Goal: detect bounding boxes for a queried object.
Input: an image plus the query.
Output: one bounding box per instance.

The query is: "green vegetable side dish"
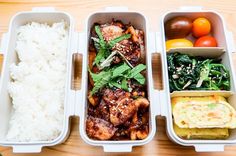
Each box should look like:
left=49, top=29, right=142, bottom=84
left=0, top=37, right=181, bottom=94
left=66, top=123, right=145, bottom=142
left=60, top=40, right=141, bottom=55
left=89, top=25, right=146, bottom=96
left=167, top=52, right=230, bottom=92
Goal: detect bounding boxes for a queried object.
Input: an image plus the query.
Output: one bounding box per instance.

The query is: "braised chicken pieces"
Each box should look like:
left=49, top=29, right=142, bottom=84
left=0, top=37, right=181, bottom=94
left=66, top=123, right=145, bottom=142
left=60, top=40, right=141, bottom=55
left=87, top=20, right=149, bottom=140
left=86, top=117, right=117, bottom=140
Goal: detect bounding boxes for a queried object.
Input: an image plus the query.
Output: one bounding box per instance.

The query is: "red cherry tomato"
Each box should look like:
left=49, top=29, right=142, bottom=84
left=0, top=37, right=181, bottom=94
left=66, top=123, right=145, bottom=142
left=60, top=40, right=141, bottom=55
left=194, top=36, right=217, bottom=47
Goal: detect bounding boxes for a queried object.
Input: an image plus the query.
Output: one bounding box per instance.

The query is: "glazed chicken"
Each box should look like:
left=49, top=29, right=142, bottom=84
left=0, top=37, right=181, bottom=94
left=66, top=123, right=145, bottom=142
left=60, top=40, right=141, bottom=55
left=101, top=25, right=123, bottom=41
left=90, top=20, right=144, bottom=66
left=86, top=20, right=149, bottom=140
left=86, top=116, right=117, bottom=140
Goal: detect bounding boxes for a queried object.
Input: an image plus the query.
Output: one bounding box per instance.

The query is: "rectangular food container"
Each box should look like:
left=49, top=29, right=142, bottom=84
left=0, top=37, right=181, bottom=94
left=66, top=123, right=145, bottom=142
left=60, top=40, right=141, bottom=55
left=0, top=7, right=159, bottom=153
left=0, top=7, right=80, bottom=153
left=78, top=6, right=159, bottom=152
left=159, top=6, right=236, bottom=152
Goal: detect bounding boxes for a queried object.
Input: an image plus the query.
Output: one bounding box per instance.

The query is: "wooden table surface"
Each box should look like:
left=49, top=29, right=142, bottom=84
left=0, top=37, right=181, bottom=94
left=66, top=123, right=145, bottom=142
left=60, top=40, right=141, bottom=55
left=0, top=0, right=236, bottom=155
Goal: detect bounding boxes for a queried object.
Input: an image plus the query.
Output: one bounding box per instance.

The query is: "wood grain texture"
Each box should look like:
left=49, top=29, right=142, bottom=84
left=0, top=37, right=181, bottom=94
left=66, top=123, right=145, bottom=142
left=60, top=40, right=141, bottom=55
left=0, top=0, right=236, bottom=155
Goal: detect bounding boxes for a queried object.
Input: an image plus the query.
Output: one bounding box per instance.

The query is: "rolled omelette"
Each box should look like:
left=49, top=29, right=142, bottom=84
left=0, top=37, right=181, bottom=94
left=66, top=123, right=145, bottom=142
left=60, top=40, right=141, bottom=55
left=172, top=95, right=236, bottom=129
left=173, top=123, right=229, bottom=139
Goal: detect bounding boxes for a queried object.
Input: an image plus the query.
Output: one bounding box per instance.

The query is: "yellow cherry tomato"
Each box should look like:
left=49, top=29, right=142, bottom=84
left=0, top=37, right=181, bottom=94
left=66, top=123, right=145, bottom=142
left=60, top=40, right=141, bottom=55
left=165, top=38, right=193, bottom=51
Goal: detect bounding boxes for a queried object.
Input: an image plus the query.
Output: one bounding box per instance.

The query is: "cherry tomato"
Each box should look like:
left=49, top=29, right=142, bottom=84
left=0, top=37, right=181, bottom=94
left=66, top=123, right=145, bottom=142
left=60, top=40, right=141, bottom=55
left=166, top=38, right=193, bottom=51
left=165, top=16, right=192, bottom=39
left=194, top=36, right=217, bottom=47
left=192, top=17, right=211, bottom=37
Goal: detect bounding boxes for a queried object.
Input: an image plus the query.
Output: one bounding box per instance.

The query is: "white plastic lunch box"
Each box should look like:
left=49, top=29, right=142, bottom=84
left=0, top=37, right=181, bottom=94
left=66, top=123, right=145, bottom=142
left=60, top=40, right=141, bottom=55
left=0, top=7, right=158, bottom=153
left=0, top=6, right=236, bottom=153
left=159, top=6, right=236, bottom=152
left=78, top=6, right=159, bottom=153
left=0, top=7, right=76, bottom=153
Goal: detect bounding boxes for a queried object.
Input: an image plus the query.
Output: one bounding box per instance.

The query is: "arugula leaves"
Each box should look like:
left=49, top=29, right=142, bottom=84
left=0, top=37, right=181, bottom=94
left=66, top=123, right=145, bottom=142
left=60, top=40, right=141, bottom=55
left=95, top=25, right=106, bottom=46
left=133, top=73, right=146, bottom=85
left=112, top=63, right=130, bottom=78
left=121, top=78, right=128, bottom=91
left=94, top=26, right=107, bottom=66
left=91, top=72, right=111, bottom=95
left=93, top=25, right=131, bottom=67
left=89, top=62, right=146, bottom=95
left=128, top=64, right=146, bottom=78
left=88, top=68, right=108, bottom=82
left=107, top=34, right=131, bottom=49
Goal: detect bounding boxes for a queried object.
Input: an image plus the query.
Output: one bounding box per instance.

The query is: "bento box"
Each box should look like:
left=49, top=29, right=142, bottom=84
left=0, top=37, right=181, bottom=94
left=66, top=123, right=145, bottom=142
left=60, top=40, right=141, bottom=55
left=0, top=6, right=236, bottom=153
left=159, top=6, right=236, bottom=152
left=0, top=7, right=158, bottom=153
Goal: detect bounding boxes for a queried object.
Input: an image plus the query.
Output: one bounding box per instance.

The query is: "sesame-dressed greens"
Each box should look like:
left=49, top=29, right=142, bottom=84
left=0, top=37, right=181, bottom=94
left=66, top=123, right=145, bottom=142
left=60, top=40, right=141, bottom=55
left=167, top=52, right=230, bottom=92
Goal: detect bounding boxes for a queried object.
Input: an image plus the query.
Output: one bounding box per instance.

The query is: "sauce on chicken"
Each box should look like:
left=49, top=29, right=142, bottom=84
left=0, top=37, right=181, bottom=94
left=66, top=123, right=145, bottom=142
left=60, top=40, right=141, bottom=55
left=86, top=20, right=149, bottom=140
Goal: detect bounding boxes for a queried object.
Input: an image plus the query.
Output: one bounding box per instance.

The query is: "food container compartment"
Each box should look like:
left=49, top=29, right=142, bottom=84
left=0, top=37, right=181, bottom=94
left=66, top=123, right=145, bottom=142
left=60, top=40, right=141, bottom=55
left=160, top=7, right=236, bottom=152
left=163, top=6, right=227, bottom=50
left=0, top=7, right=79, bottom=153
left=78, top=7, right=159, bottom=152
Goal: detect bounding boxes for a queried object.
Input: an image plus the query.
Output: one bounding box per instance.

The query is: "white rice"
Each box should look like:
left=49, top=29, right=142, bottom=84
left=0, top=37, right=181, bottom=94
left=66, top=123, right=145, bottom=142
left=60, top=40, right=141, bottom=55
left=7, top=21, right=68, bottom=141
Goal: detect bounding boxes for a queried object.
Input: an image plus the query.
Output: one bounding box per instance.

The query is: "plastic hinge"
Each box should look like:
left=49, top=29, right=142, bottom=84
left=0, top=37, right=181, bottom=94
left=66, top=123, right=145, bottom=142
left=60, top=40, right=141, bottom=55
left=155, top=31, right=169, bottom=117
left=103, top=145, right=132, bottom=152
left=0, top=33, right=9, bottom=55
left=13, top=145, right=42, bottom=153
left=105, top=6, right=128, bottom=12
left=155, top=32, right=163, bottom=53
left=226, top=31, right=236, bottom=53
left=73, top=32, right=86, bottom=117
left=148, top=32, right=160, bottom=116
left=179, top=6, right=203, bottom=12
left=148, top=32, right=156, bottom=52
left=66, top=31, right=78, bottom=117
left=159, top=90, right=168, bottom=117
left=194, top=144, right=225, bottom=152
left=32, top=7, right=55, bottom=12
left=67, top=90, right=76, bottom=117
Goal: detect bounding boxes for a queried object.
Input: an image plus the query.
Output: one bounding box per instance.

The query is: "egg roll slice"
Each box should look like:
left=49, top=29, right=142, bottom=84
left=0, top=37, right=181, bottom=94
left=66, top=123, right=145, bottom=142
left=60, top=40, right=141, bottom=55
left=173, top=124, right=229, bottom=139
left=172, top=95, right=236, bottom=129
